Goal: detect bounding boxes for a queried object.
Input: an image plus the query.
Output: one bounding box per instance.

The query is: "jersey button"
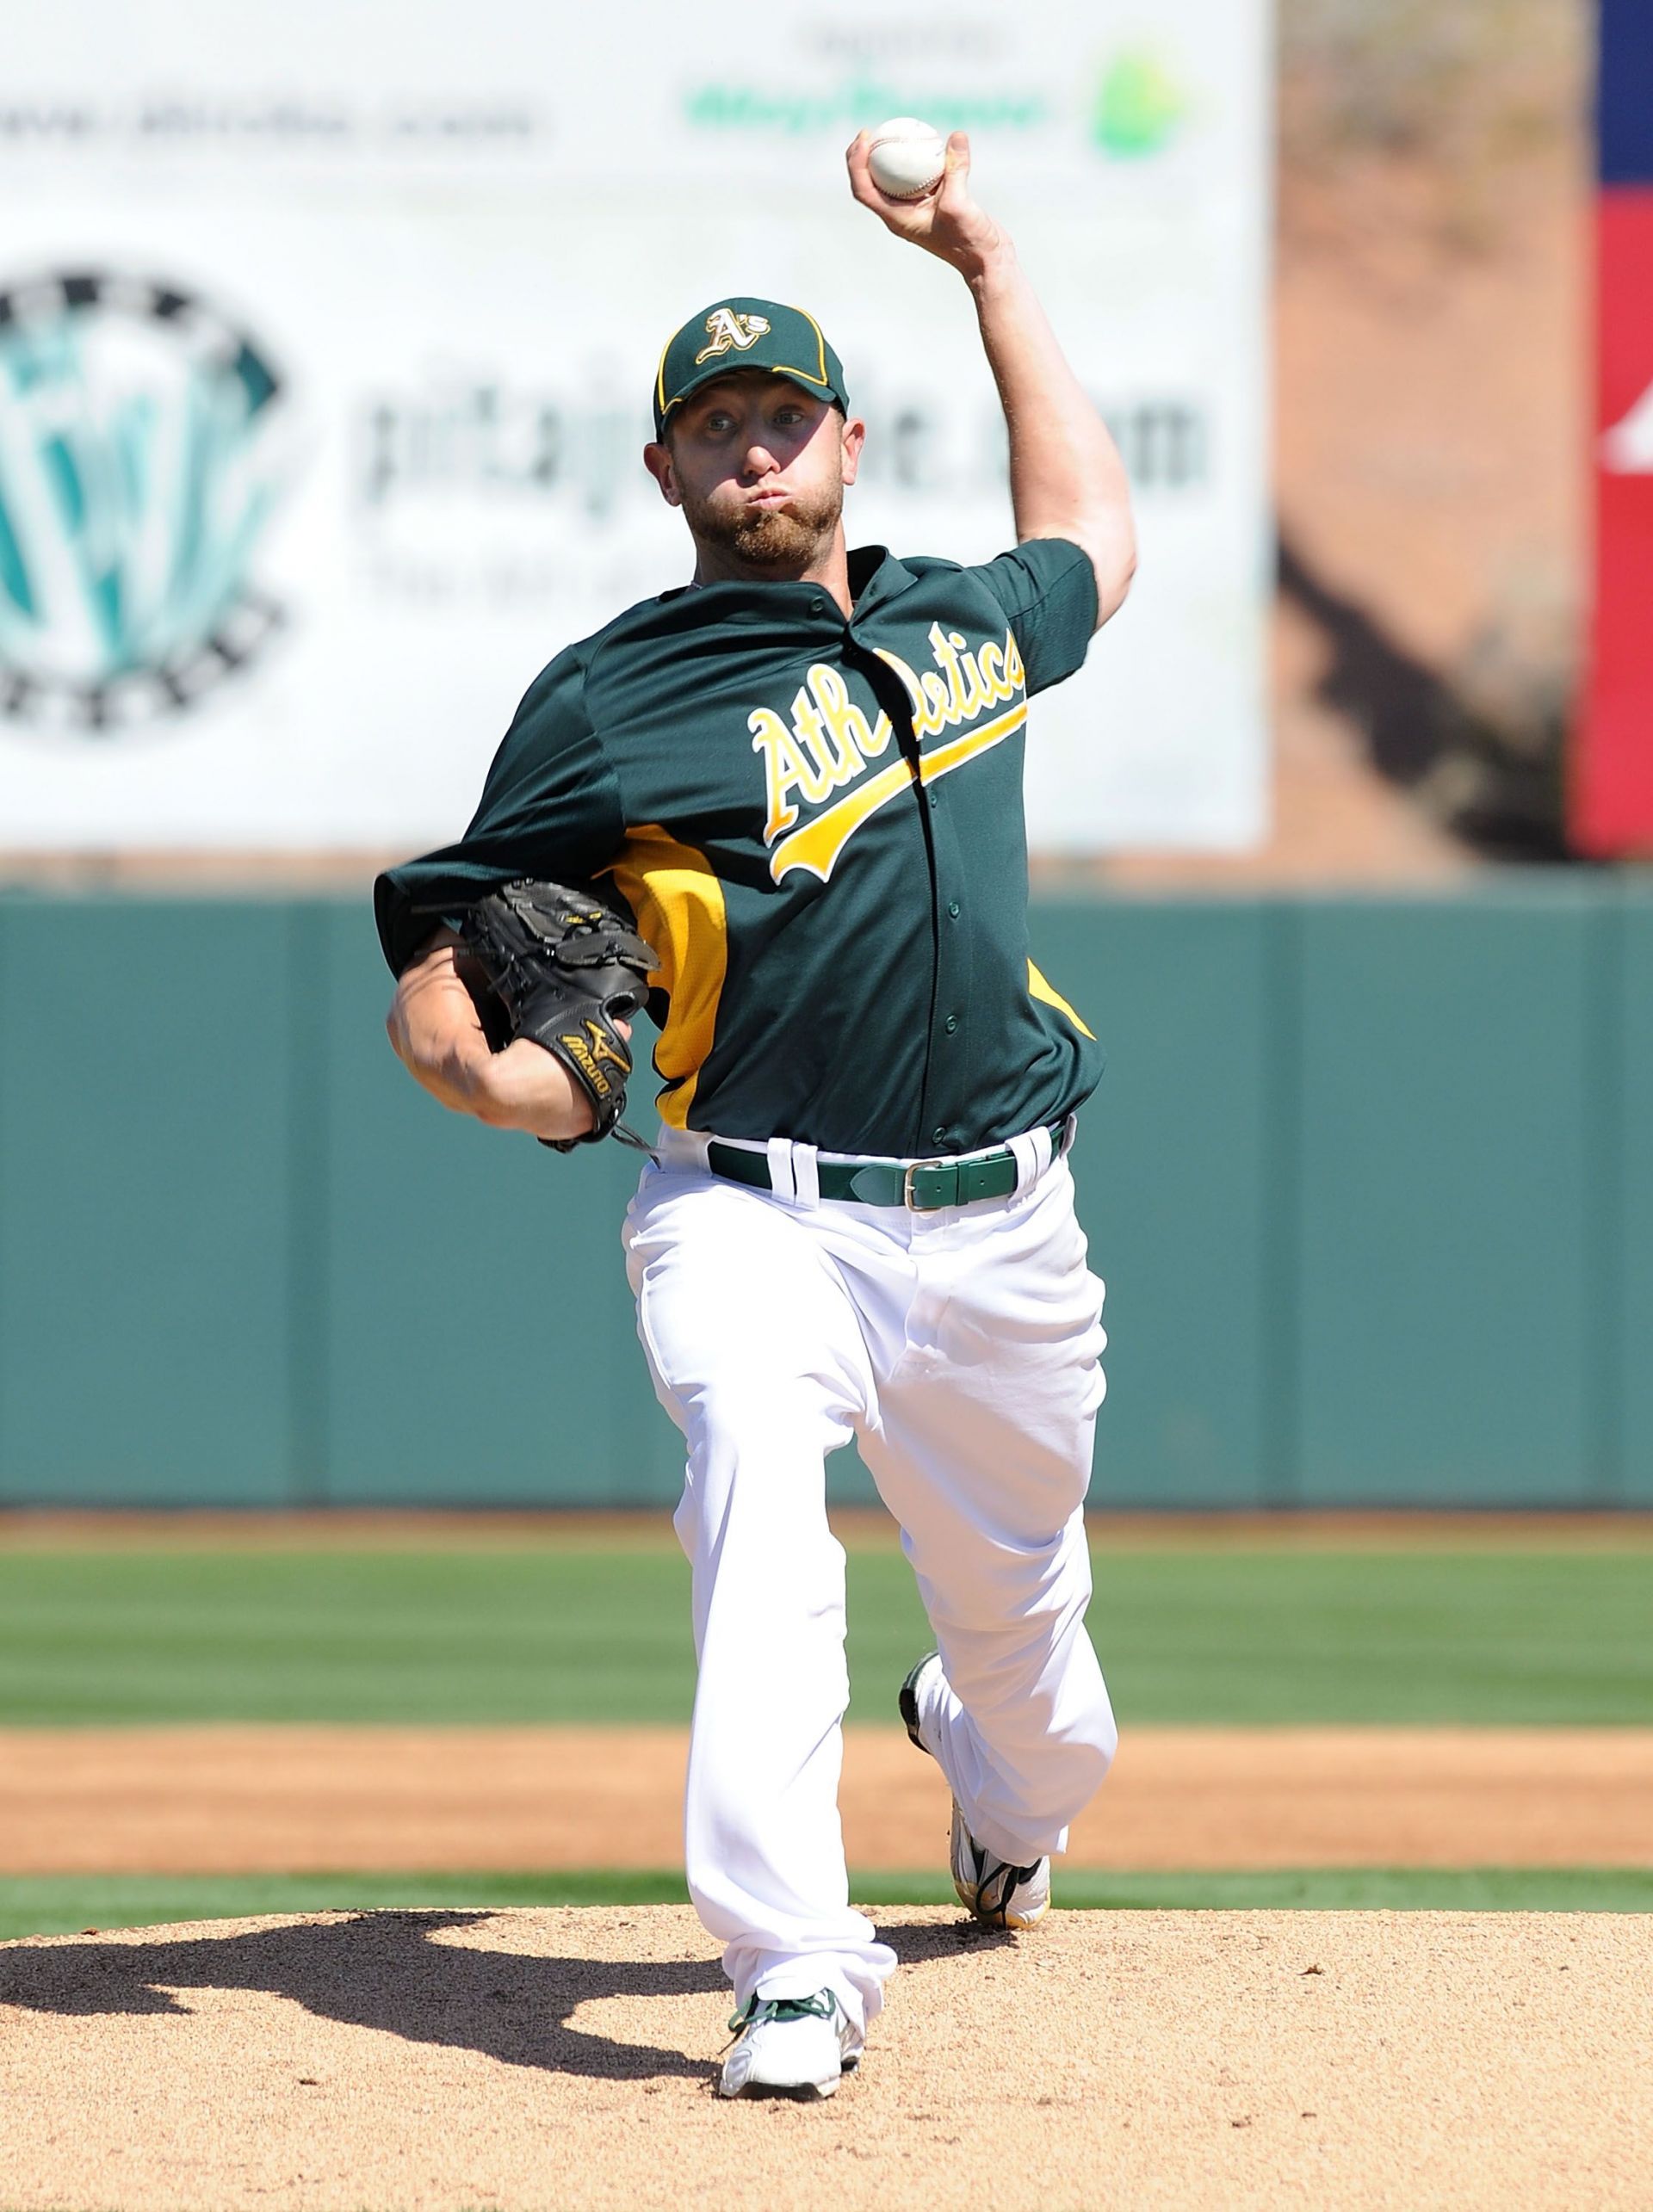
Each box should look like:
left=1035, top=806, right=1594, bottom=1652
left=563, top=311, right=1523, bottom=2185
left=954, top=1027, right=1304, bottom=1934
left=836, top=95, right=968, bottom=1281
left=808, top=596, right=825, bottom=615
left=932, top=1125, right=948, bottom=1146
left=947, top=901, right=961, bottom=919
left=944, top=1015, right=958, bottom=1034
left=927, top=790, right=939, bottom=810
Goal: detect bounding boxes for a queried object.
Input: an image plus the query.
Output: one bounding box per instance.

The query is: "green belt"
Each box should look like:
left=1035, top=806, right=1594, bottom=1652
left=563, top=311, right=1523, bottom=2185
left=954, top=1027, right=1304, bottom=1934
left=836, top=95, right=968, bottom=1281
left=703, top=1125, right=1065, bottom=1212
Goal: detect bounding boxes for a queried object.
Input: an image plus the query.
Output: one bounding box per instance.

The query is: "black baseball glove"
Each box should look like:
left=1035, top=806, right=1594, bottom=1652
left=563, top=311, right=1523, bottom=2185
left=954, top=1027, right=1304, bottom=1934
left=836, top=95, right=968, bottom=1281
left=458, top=880, right=659, bottom=1152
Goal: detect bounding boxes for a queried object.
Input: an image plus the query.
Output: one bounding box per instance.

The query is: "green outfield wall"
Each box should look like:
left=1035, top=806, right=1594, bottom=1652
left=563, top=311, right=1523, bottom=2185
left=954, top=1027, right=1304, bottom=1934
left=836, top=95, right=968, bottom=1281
left=0, top=881, right=1647, bottom=1510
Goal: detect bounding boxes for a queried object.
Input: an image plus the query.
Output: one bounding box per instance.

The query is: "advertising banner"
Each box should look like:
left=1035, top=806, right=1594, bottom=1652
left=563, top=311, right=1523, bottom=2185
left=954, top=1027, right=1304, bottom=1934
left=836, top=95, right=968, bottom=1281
left=0, top=2, right=1272, bottom=853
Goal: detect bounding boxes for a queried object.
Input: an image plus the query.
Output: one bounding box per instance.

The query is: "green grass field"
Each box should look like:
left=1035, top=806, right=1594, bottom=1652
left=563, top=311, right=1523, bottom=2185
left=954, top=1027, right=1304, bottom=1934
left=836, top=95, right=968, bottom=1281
left=3, top=1868, right=1650, bottom=1943
left=1, top=1544, right=1648, bottom=1727
left=2, top=1540, right=1645, bottom=1940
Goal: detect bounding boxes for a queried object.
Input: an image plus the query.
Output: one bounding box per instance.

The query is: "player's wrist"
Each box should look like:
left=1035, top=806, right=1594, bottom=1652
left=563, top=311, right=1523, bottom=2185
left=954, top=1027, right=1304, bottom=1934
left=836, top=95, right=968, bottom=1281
left=451, top=1034, right=520, bottom=1121
left=471, top=1036, right=596, bottom=1140
left=962, top=232, right=1018, bottom=299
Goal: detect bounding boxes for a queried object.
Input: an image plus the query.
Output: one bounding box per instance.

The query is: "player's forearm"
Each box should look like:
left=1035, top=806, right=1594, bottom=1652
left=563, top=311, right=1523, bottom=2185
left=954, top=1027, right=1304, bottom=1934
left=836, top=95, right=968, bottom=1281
left=386, top=939, right=597, bottom=1141
left=846, top=127, right=1134, bottom=625
left=967, top=244, right=1136, bottom=623
left=385, top=940, right=497, bottom=1115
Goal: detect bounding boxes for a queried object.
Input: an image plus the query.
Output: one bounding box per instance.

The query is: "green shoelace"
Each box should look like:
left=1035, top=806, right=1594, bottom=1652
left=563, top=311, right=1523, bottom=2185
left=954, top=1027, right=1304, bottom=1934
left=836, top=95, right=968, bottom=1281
left=727, top=1991, right=839, bottom=2036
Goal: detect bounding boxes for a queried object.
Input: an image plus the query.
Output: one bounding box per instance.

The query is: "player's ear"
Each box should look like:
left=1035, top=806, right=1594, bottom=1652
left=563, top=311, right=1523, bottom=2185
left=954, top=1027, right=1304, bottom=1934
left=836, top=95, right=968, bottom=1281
left=839, top=414, right=866, bottom=489
left=643, top=441, right=683, bottom=509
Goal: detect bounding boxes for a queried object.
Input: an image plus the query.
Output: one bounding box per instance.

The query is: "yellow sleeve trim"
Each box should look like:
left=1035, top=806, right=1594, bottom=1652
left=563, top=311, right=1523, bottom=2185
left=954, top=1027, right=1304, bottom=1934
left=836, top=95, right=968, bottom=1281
left=601, top=825, right=729, bottom=1130
left=1028, top=959, right=1096, bottom=1040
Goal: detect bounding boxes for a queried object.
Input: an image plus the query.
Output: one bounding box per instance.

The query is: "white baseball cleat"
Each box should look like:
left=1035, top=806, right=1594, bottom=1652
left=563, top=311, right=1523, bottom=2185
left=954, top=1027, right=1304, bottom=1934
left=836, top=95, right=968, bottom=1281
left=947, top=1803, right=1051, bottom=1927
left=900, top=1650, right=1052, bottom=1931
left=718, top=1990, right=864, bottom=2099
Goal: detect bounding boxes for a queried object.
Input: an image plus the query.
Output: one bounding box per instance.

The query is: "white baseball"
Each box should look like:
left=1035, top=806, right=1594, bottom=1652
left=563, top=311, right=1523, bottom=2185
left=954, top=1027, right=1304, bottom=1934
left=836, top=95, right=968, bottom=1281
left=866, top=117, right=947, bottom=201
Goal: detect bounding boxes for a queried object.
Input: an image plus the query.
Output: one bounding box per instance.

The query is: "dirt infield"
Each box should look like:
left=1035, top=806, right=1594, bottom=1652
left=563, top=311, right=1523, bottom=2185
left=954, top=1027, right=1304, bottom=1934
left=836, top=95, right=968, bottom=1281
left=2, top=1905, right=1649, bottom=2211
left=4, top=1506, right=1652, bottom=1549
left=5, top=1725, right=1650, bottom=1875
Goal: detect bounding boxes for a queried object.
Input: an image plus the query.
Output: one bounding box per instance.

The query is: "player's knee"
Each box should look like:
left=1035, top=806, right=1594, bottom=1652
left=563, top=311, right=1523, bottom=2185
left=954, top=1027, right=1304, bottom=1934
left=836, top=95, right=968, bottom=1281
left=678, top=1380, right=849, bottom=1505
left=671, top=1387, right=842, bottom=1562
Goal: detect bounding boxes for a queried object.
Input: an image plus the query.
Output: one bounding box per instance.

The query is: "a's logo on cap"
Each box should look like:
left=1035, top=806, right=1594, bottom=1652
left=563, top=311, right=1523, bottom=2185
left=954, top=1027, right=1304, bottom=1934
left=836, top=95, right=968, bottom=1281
left=693, top=307, right=771, bottom=365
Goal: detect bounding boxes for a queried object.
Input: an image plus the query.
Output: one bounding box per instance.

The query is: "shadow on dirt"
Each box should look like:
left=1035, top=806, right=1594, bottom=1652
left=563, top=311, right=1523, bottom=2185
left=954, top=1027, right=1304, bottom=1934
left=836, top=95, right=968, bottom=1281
left=875, top=1912, right=1020, bottom=1967
left=0, top=1910, right=724, bottom=2082
left=0, top=1907, right=1018, bottom=2083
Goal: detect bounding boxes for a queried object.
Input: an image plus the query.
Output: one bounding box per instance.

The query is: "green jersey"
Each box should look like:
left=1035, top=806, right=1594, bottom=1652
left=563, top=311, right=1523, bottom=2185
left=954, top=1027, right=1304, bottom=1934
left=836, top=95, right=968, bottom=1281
left=375, top=535, right=1104, bottom=1157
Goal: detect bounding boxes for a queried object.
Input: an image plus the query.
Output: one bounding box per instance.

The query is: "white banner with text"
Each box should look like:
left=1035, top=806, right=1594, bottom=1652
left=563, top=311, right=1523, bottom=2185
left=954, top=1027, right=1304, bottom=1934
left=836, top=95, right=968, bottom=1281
left=0, top=0, right=1272, bottom=851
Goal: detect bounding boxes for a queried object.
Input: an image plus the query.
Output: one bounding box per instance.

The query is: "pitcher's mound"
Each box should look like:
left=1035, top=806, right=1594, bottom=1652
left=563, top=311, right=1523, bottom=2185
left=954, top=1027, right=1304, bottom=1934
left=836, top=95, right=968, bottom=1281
left=1, top=1905, right=1648, bottom=2210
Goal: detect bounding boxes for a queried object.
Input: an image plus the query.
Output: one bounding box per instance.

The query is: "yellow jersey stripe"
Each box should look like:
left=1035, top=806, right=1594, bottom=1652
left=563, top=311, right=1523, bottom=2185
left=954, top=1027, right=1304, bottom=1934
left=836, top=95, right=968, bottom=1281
left=1028, top=958, right=1096, bottom=1040
left=602, top=825, right=729, bottom=1129
left=769, top=701, right=1027, bottom=885
left=769, top=758, right=915, bottom=883
left=918, top=701, right=1027, bottom=784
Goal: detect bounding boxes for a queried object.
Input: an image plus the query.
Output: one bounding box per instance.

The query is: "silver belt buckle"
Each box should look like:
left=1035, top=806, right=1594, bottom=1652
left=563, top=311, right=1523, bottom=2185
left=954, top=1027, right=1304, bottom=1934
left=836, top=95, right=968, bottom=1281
left=901, top=1156, right=949, bottom=1210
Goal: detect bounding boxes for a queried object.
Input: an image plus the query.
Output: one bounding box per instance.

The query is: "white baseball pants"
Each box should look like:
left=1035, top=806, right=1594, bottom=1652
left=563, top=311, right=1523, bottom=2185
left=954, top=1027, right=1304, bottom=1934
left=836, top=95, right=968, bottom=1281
left=622, top=1124, right=1116, bottom=2033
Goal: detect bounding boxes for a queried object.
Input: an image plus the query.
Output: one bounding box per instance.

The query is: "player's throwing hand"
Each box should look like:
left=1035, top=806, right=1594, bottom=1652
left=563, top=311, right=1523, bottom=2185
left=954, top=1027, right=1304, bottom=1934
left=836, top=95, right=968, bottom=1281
left=845, top=128, right=1004, bottom=274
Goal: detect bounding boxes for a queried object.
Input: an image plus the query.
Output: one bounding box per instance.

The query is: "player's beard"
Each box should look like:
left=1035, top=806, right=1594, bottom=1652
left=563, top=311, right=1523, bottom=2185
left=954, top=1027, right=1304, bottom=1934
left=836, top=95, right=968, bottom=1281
left=684, top=476, right=845, bottom=573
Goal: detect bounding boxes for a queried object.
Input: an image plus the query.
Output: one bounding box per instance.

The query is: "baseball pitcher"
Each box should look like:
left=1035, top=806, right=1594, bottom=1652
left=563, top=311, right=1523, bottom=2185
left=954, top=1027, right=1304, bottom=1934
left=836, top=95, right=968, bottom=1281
left=377, top=130, right=1136, bottom=2099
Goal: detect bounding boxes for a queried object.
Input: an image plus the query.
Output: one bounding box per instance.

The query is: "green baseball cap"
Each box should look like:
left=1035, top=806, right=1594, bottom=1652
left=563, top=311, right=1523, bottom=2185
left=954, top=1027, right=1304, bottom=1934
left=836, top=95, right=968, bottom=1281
left=653, top=297, right=849, bottom=438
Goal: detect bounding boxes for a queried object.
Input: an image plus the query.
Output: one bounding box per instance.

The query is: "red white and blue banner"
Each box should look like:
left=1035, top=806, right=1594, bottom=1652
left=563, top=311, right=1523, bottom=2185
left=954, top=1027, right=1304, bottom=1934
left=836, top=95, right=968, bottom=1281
left=1579, top=0, right=1653, bottom=853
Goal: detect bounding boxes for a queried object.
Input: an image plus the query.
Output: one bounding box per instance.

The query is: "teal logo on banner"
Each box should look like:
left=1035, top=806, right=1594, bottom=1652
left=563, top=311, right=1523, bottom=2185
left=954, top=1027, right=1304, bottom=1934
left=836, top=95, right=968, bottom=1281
left=0, top=270, right=289, bottom=734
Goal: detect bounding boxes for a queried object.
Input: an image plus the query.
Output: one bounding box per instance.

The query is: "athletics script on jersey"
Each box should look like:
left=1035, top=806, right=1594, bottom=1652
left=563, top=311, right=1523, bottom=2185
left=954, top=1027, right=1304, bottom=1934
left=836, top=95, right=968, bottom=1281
left=750, top=621, right=1026, bottom=885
